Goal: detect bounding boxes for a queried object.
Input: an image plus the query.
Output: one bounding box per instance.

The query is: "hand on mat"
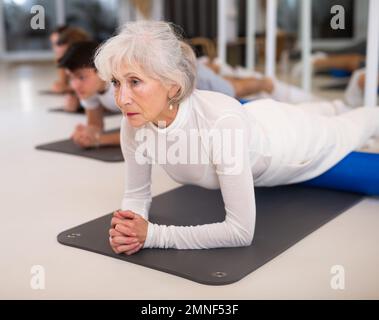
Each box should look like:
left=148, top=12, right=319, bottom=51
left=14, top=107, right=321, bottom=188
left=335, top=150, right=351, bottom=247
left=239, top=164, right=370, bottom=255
left=109, top=210, right=148, bottom=256
left=71, top=124, right=101, bottom=148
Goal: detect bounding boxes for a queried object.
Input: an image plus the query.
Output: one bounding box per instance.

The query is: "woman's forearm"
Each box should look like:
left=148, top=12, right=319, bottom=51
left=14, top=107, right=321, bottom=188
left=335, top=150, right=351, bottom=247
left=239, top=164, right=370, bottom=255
left=144, top=217, right=255, bottom=250
left=99, top=132, right=120, bottom=146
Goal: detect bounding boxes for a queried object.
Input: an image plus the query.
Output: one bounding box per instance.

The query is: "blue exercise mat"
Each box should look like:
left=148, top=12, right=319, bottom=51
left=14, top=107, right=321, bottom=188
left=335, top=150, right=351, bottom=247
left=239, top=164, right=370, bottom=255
left=303, top=152, right=379, bottom=196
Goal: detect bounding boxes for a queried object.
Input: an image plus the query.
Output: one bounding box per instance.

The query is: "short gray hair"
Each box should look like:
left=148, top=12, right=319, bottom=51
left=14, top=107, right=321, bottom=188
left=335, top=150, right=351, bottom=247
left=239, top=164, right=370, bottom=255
left=94, top=21, right=197, bottom=105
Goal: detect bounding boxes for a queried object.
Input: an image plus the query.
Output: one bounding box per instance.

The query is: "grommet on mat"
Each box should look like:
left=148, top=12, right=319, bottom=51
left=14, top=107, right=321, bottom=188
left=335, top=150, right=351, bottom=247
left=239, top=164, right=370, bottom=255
left=212, top=272, right=228, bottom=278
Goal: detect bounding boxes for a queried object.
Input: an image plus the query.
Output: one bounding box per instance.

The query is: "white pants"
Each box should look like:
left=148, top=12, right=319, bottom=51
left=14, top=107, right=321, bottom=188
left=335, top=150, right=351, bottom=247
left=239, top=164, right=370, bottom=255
left=247, top=99, right=379, bottom=186
left=211, top=60, right=322, bottom=104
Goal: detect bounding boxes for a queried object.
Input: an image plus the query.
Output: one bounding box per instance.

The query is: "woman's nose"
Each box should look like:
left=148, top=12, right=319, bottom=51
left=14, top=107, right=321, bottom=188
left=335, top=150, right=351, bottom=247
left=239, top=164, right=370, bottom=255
left=118, top=85, right=133, bottom=106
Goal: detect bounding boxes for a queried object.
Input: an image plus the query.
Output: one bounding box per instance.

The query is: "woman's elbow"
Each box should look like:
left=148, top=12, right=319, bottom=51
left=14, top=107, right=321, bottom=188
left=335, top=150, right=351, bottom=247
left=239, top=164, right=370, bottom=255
left=226, top=221, right=255, bottom=247
left=239, top=232, right=254, bottom=247
left=232, top=227, right=255, bottom=247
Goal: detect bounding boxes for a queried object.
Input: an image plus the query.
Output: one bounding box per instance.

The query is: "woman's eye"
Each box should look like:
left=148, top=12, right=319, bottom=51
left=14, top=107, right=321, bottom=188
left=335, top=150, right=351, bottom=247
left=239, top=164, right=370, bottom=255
left=131, top=79, right=140, bottom=86
left=111, top=79, right=120, bottom=87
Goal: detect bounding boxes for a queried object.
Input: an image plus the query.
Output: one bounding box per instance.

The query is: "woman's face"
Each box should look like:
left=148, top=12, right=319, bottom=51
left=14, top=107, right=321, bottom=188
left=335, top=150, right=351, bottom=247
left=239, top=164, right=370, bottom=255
left=50, top=32, right=68, bottom=59
left=111, top=63, right=179, bottom=128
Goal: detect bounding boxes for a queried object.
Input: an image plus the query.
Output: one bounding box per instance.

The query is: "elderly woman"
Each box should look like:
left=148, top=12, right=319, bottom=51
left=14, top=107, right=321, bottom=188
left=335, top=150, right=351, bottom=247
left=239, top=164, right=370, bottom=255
left=94, top=21, right=379, bottom=256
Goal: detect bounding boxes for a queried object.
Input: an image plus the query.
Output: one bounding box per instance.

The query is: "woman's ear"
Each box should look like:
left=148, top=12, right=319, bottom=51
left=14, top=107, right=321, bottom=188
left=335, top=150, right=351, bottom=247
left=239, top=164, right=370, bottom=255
left=168, top=84, right=181, bottom=100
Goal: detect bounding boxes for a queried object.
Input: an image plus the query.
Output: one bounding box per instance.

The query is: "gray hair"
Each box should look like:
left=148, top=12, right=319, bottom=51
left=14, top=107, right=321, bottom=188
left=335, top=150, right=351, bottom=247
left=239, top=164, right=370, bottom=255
left=94, top=21, right=197, bottom=105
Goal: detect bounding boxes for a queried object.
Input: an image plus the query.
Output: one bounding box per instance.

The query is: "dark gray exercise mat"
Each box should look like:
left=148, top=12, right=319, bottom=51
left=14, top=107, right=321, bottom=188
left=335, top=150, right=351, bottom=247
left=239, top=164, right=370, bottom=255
left=36, top=129, right=123, bottom=162
left=49, top=106, right=85, bottom=114
left=49, top=107, right=119, bottom=117
left=58, top=185, right=363, bottom=285
left=39, top=90, right=70, bottom=95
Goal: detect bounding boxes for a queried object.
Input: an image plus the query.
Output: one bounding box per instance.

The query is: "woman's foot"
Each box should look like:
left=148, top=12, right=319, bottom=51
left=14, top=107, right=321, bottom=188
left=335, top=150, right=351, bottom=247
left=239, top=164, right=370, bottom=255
left=291, top=52, right=328, bottom=79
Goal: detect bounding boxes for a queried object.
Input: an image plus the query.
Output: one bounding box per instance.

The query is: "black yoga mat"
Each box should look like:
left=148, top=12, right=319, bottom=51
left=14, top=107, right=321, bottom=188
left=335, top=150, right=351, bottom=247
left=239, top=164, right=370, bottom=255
left=49, top=107, right=120, bottom=117
left=36, top=129, right=123, bottom=162
left=49, top=106, right=85, bottom=114
left=58, top=185, right=363, bottom=285
left=39, top=90, right=71, bottom=95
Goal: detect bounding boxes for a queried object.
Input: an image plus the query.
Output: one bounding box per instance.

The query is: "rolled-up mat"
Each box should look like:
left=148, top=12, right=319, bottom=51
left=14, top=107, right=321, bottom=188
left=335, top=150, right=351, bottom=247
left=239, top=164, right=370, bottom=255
left=58, top=185, right=362, bottom=285
left=303, top=151, right=379, bottom=196
left=36, top=129, right=123, bottom=162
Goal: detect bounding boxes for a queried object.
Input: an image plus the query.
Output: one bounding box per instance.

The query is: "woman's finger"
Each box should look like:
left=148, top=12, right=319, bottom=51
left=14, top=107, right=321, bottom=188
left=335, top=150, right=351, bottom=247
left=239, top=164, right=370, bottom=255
left=111, top=217, right=128, bottom=228
left=115, top=223, right=136, bottom=237
left=125, top=243, right=143, bottom=256
left=113, top=210, right=122, bottom=218
left=109, top=228, right=123, bottom=237
left=116, top=242, right=141, bottom=254
left=111, top=217, right=134, bottom=229
left=118, top=210, right=136, bottom=219
left=111, top=217, right=122, bottom=227
left=111, top=236, right=139, bottom=245
left=109, top=237, right=119, bottom=253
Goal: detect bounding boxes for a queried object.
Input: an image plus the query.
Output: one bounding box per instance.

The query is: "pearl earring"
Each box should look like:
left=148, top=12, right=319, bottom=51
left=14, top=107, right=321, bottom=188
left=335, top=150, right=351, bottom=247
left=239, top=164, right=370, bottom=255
left=169, top=104, right=174, bottom=111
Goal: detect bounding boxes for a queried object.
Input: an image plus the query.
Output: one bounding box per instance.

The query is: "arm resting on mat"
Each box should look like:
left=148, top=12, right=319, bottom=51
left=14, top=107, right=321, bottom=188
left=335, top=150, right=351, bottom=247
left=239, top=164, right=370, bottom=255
left=118, top=116, right=256, bottom=250
left=86, top=105, right=104, bottom=130
left=86, top=105, right=120, bottom=146
left=72, top=105, right=119, bottom=147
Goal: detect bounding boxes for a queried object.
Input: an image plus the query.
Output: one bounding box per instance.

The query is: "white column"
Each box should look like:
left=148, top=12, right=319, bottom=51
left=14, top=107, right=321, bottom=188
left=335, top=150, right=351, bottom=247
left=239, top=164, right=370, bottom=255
left=246, top=0, right=256, bottom=70
left=0, top=0, right=5, bottom=58
left=151, top=0, right=164, bottom=20
left=265, top=0, right=277, bottom=78
left=301, top=0, right=312, bottom=92
left=118, top=0, right=133, bottom=25
left=364, top=0, right=379, bottom=107
left=56, top=0, right=65, bottom=26
left=217, top=0, right=227, bottom=64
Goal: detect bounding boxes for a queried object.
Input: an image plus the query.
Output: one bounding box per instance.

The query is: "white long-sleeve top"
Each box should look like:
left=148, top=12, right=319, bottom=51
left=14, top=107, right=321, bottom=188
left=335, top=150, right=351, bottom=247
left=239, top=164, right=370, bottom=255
left=120, top=89, right=363, bottom=250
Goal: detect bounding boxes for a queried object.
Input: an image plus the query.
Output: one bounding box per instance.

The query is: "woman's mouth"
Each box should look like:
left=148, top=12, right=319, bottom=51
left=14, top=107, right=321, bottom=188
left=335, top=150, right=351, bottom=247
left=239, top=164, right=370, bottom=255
left=126, top=112, right=139, bottom=117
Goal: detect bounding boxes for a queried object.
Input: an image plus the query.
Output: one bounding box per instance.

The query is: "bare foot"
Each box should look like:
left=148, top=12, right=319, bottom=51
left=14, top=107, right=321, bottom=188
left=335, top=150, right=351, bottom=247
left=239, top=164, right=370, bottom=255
left=261, top=77, right=274, bottom=94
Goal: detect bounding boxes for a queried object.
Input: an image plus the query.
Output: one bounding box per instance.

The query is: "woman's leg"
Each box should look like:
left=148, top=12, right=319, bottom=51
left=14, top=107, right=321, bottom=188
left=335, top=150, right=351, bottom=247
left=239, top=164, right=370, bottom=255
left=336, top=107, right=379, bottom=145
left=225, top=76, right=273, bottom=98
left=291, top=99, right=352, bottom=117
left=314, top=54, right=366, bottom=72
left=270, top=80, right=321, bottom=104
left=288, top=106, right=379, bottom=184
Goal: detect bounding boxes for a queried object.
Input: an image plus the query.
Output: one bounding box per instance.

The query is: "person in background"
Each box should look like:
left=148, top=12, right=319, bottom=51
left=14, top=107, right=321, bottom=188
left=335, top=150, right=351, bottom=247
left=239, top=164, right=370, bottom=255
left=58, top=41, right=120, bottom=148
left=50, top=26, right=91, bottom=112
left=49, top=25, right=69, bottom=93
